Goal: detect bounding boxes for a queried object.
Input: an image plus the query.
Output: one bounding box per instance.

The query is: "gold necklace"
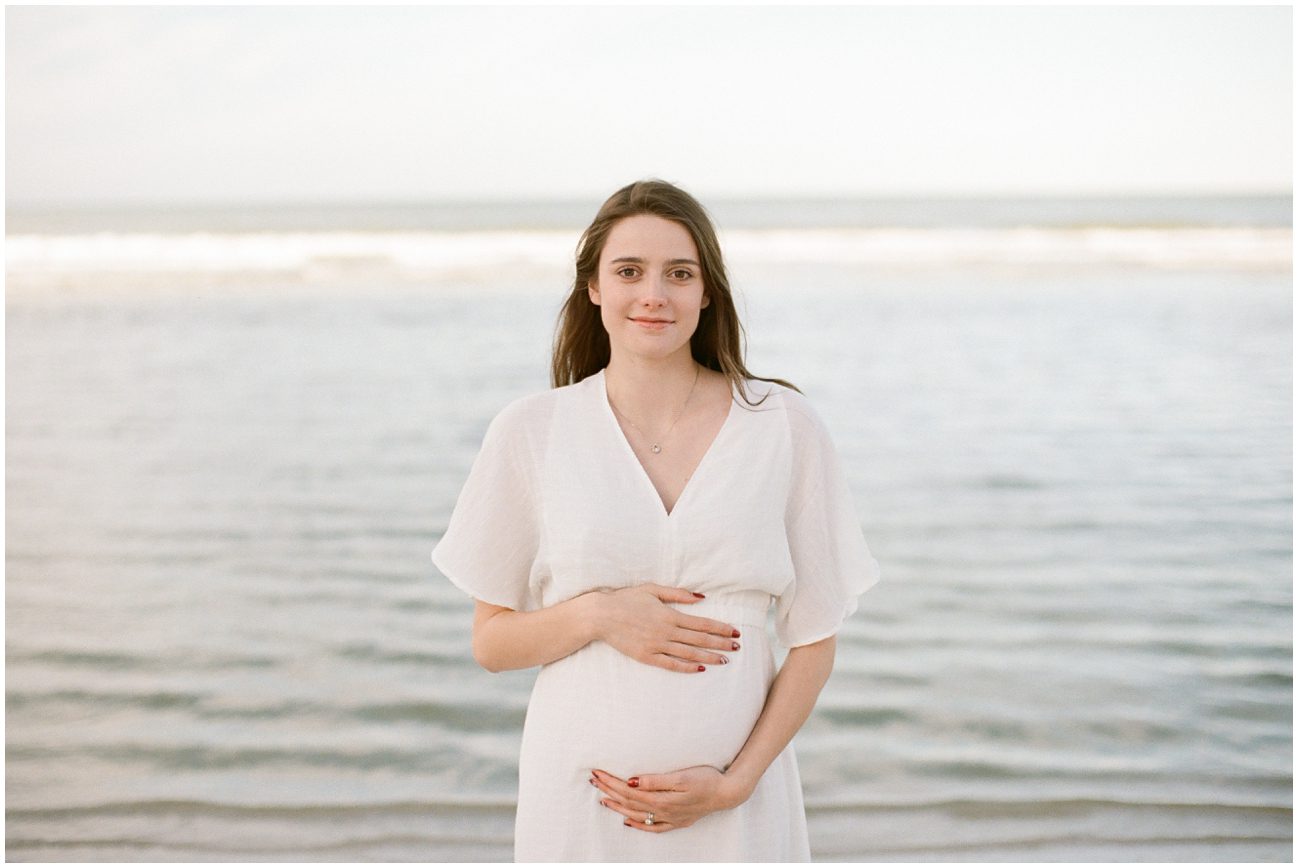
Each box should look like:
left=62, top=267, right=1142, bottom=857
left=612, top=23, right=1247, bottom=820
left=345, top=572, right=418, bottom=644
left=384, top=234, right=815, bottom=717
left=608, top=365, right=702, bottom=454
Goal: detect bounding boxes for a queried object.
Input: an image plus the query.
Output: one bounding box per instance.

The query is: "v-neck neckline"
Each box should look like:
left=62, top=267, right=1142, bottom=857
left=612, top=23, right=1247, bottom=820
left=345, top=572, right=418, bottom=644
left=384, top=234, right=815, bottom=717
left=595, top=367, right=740, bottom=521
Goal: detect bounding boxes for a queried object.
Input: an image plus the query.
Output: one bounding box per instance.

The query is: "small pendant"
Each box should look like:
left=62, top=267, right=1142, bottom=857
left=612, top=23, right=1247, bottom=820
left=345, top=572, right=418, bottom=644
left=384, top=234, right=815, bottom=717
left=651, top=444, right=661, bottom=454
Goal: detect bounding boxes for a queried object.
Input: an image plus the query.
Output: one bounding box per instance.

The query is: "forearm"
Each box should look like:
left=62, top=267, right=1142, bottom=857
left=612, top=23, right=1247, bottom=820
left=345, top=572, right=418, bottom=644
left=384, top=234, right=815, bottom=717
left=473, top=592, right=602, bottom=672
left=720, top=636, right=837, bottom=803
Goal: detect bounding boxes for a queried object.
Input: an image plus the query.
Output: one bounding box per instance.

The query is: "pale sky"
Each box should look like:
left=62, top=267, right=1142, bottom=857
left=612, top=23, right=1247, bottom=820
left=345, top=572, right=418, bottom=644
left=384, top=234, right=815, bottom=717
left=6, top=4, right=1292, bottom=206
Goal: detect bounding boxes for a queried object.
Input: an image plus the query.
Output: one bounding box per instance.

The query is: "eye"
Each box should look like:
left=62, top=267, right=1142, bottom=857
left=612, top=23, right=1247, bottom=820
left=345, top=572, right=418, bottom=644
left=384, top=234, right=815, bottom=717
left=671, top=269, right=694, bottom=280
left=616, top=266, right=638, bottom=278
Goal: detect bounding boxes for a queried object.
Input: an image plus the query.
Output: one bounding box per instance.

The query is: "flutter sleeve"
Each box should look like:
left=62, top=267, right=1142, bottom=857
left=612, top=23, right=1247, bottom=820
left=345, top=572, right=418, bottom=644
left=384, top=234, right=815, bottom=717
left=774, top=402, right=882, bottom=648
left=431, top=400, right=541, bottom=612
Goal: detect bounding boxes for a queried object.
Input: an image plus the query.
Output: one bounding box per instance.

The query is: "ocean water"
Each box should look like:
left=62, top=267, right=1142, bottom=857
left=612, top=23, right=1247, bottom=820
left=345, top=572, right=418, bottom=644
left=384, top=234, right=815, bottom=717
left=5, top=197, right=1292, bottom=861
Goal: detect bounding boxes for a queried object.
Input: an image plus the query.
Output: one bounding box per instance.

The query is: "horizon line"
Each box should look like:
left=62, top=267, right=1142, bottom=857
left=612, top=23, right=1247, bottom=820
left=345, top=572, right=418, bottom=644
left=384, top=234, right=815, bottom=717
left=6, top=188, right=1292, bottom=214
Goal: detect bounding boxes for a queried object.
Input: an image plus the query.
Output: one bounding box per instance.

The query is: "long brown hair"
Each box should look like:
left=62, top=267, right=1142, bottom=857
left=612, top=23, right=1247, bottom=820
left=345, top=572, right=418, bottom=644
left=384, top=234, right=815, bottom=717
left=549, top=178, right=800, bottom=407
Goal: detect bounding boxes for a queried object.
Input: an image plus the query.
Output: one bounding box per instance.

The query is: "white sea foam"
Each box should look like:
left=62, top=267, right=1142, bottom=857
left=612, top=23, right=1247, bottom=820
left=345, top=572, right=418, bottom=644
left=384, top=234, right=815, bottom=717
left=5, top=227, right=1290, bottom=277
left=3, top=230, right=576, bottom=276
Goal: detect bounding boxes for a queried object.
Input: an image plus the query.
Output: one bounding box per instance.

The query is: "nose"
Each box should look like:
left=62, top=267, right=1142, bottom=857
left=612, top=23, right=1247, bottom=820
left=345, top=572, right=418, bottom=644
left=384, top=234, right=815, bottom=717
left=638, top=273, right=670, bottom=306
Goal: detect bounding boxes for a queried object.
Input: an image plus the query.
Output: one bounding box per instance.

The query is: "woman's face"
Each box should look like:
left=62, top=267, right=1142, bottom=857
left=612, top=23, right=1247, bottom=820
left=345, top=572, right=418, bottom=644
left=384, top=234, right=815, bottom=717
left=588, top=213, right=710, bottom=364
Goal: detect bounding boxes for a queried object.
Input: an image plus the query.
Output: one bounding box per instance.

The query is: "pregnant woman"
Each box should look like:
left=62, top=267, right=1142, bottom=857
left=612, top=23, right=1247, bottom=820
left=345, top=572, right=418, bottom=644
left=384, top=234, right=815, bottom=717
left=431, top=179, right=881, bottom=861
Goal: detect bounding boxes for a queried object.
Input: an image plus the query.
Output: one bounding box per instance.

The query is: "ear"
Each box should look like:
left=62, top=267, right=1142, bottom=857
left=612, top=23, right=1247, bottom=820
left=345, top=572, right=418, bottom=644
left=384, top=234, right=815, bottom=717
left=700, top=293, right=710, bottom=309
left=588, top=280, right=600, bottom=305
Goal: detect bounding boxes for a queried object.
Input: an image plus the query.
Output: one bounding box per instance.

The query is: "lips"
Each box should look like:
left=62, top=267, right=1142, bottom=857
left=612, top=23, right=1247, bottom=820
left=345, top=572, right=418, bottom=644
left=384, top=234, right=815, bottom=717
left=631, top=317, right=672, bottom=324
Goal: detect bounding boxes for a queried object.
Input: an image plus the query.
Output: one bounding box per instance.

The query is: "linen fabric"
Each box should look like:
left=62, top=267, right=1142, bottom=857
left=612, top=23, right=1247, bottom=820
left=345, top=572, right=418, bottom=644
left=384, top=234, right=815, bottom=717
left=431, top=367, right=881, bottom=861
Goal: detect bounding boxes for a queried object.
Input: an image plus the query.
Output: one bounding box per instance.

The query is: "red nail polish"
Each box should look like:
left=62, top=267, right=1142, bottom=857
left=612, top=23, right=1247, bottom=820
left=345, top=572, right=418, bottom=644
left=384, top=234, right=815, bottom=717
left=697, top=665, right=705, bottom=671
left=628, top=777, right=639, bottom=787
left=732, top=641, right=740, bottom=651
left=692, top=592, right=705, bottom=598
left=732, top=629, right=741, bottom=638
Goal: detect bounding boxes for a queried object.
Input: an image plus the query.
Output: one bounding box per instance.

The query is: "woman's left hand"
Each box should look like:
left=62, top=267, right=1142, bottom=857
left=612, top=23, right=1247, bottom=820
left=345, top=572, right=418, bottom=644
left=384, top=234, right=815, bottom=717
left=589, top=765, right=749, bottom=833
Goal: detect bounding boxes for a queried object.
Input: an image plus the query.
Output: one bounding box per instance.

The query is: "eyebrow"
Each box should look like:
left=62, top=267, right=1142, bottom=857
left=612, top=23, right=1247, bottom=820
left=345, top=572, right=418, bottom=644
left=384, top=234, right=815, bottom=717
left=609, top=256, right=700, bottom=267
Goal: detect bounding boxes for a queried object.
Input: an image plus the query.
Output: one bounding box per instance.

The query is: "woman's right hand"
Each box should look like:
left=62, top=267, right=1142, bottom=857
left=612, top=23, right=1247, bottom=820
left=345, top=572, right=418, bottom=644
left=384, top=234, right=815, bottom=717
left=587, top=584, right=742, bottom=673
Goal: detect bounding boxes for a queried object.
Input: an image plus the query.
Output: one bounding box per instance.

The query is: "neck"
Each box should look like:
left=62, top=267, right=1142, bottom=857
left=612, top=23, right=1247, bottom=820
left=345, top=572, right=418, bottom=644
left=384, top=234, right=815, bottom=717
left=604, top=350, right=703, bottom=429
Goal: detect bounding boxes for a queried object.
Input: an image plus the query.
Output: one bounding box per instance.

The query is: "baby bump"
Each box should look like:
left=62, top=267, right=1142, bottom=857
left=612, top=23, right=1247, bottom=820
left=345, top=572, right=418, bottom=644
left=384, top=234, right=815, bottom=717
left=520, top=593, right=776, bottom=778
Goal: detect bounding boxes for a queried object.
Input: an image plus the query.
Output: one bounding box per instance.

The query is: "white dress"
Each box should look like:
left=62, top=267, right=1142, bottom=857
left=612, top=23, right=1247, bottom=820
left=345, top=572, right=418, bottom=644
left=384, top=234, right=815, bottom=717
left=431, top=367, right=881, bottom=862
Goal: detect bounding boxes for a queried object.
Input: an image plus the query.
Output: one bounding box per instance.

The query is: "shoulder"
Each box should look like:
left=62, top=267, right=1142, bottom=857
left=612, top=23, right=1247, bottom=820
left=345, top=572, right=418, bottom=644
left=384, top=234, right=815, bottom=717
left=487, top=376, right=586, bottom=441
left=490, top=387, right=555, bottom=435
left=736, top=377, right=830, bottom=443
left=492, top=387, right=554, bottom=426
